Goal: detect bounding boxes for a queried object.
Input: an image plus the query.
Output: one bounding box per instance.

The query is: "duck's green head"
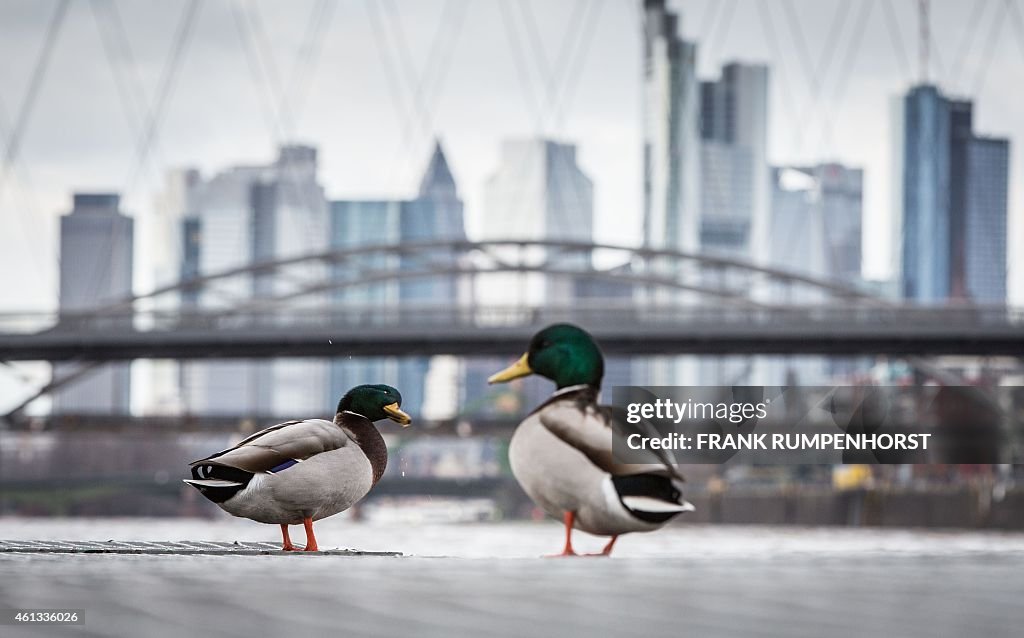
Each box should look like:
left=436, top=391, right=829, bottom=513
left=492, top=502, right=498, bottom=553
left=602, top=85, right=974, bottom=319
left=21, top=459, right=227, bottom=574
left=488, top=323, right=604, bottom=390
left=336, top=384, right=412, bottom=426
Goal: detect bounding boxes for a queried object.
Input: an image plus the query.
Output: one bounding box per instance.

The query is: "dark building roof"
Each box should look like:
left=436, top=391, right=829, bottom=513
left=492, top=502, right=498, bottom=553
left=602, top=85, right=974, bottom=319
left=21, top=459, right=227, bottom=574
left=418, top=140, right=458, bottom=200
left=72, top=193, right=121, bottom=213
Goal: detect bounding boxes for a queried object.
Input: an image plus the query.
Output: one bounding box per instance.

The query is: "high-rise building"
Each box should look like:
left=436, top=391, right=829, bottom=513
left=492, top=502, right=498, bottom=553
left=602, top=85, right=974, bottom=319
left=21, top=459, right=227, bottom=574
left=472, top=137, right=595, bottom=414
left=402, top=141, right=466, bottom=303
left=771, top=168, right=827, bottom=283
left=641, top=1, right=700, bottom=387
left=899, top=85, right=1009, bottom=304
left=642, top=11, right=772, bottom=265
left=964, top=137, right=1009, bottom=302
left=948, top=99, right=973, bottom=299
left=329, top=199, right=401, bottom=409
left=769, top=163, right=865, bottom=383
left=479, top=138, right=593, bottom=306
left=400, top=143, right=466, bottom=417
left=330, top=142, right=466, bottom=418
left=901, top=85, right=951, bottom=302
left=179, top=145, right=329, bottom=415
left=642, top=0, right=700, bottom=254
left=53, top=193, right=133, bottom=413
left=771, top=163, right=863, bottom=283
left=694, top=62, right=770, bottom=386
left=818, top=164, right=864, bottom=283
left=699, top=63, right=770, bottom=263
left=139, top=169, right=201, bottom=415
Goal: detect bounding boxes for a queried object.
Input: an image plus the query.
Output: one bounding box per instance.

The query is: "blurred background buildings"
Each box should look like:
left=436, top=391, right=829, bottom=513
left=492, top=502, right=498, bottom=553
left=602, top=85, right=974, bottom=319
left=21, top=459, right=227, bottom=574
left=0, top=0, right=1020, bottom=520
left=17, top=0, right=1014, bottom=416
left=2, top=0, right=1016, bottom=418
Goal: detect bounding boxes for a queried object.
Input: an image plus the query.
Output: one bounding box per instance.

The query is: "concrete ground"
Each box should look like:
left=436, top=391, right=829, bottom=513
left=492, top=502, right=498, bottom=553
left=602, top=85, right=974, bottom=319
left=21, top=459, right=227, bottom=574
left=1, top=519, right=1022, bottom=637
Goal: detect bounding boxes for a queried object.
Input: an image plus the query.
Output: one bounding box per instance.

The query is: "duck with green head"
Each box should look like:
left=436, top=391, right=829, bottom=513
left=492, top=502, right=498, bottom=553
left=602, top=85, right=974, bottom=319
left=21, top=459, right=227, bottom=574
left=184, top=384, right=411, bottom=551
left=490, top=324, right=693, bottom=556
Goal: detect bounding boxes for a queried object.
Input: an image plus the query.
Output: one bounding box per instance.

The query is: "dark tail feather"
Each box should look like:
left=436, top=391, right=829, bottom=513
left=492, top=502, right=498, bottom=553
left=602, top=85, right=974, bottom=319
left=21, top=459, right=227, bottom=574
left=612, top=473, right=695, bottom=524
left=185, top=463, right=253, bottom=503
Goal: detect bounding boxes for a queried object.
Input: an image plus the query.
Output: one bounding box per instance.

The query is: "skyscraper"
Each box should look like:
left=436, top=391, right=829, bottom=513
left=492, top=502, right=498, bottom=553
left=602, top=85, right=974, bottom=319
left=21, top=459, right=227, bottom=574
left=642, top=0, right=700, bottom=254
left=771, top=168, right=826, bottom=283
left=479, top=138, right=593, bottom=306
left=640, top=0, right=700, bottom=387
left=818, top=164, right=864, bottom=283
left=179, top=145, right=329, bottom=415
left=140, top=168, right=201, bottom=415
left=400, top=143, right=466, bottom=416
left=642, top=11, right=771, bottom=264
left=768, top=168, right=826, bottom=384
left=692, top=62, right=770, bottom=386
left=902, top=85, right=951, bottom=302
left=771, top=163, right=864, bottom=284
left=330, top=141, right=466, bottom=418
left=178, top=164, right=264, bottom=415
left=769, top=164, right=869, bottom=384
left=699, top=62, right=770, bottom=262
left=899, top=85, right=1009, bottom=304
left=473, top=137, right=595, bottom=413
left=53, top=193, right=133, bottom=413
left=964, top=137, right=1009, bottom=302
left=329, top=199, right=401, bottom=408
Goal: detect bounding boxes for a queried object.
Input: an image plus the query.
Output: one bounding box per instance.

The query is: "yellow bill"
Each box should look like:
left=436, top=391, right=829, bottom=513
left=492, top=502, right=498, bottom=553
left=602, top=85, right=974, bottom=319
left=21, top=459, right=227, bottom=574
left=383, top=402, right=412, bottom=426
left=488, top=353, right=533, bottom=384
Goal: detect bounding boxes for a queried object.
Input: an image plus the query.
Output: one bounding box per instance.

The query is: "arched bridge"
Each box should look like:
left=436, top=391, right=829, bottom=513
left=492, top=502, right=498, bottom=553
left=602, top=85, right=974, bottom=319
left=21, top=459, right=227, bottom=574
left=0, top=239, right=1022, bottom=361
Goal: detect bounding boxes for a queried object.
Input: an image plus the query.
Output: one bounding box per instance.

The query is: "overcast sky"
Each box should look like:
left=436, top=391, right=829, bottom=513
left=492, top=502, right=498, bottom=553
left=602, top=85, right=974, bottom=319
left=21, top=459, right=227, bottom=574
left=1, top=0, right=1022, bottom=405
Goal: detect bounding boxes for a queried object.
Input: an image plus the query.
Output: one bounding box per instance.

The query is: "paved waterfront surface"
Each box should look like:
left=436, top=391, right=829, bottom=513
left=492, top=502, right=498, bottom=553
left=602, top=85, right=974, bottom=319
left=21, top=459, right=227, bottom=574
left=0, top=539, right=401, bottom=556
left=1, top=519, right=1023, bottom=637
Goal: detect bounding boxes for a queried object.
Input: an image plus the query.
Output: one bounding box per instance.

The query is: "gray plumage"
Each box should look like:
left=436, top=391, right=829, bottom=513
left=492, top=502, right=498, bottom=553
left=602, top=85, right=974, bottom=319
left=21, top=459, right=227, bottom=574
left=185, top=415, right=378, bottom=525
left=509, top=386, right=694, bottom=536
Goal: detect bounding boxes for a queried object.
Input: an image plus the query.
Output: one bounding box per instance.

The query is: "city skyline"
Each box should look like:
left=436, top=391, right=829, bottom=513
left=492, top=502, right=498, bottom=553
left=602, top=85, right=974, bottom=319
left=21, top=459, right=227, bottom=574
left=1, top=0, right=1022, bottom=313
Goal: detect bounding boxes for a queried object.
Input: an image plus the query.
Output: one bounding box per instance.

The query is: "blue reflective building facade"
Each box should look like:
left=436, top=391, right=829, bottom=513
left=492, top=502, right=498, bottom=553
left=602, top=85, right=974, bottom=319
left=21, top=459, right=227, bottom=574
left=902, top=85, right=951, bottom=302
left=965, top=137, right=1009, bottom=302
left=900, top=85, right=1008, bottom=304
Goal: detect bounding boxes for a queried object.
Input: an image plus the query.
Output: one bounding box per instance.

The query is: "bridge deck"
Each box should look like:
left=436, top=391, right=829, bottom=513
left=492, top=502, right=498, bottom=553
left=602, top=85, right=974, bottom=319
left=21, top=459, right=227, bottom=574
left=2, top=305, right=1023, bottom=360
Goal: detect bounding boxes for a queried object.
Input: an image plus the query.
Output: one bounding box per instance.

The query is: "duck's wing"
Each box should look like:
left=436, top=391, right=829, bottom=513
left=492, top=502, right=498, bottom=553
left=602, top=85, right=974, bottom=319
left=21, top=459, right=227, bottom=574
left=540, top=402, right=693, bottom=519
left=190, top=419, right=353, bottom=474
left=538, top=403, right=685, bottom=481
left=538, top=403, right=616, bottom=471
left=606, top=404, right=687, bottom=480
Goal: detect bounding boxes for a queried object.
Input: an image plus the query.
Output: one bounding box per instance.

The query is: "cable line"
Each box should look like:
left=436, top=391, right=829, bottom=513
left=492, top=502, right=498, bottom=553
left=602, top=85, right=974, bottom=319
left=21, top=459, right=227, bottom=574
left=970, top=0, right=1010, bottom=96
left=551, top=0, right=605, bottom=130
left=0, top=0, right=69, bottom=202
left=82, top=0, right=201, bottom=308
left=949, top=0, right=992, bottom=92
left=817, top=0, right=876, bottom=157
left=123, top=0, right=201, bottom=193
left=881, top=0, right=914, bottom=82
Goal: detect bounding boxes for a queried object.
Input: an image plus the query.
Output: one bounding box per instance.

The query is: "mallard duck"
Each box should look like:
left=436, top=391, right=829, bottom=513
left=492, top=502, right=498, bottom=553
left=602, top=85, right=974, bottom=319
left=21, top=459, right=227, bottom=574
left=183, top=384, right=411, bottom=551
left=489, top=324, right=693, bottom=556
